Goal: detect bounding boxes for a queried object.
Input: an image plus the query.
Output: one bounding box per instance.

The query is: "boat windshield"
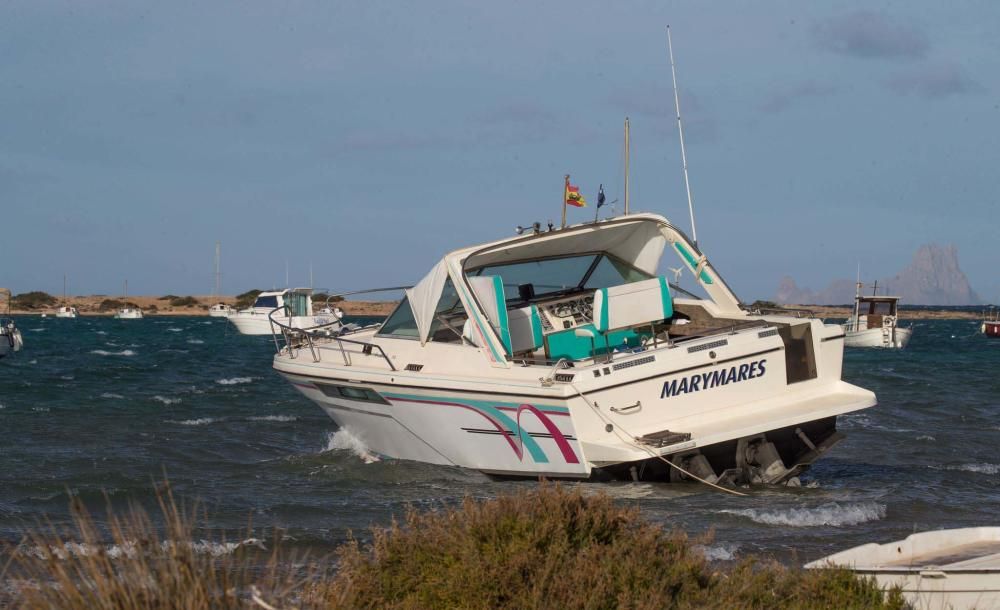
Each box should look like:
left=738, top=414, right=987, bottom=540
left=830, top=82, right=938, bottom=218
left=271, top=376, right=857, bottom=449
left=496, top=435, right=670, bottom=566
left=469, top=253, right=651, bottom=302
left=253, top=295, right=279, bottom=309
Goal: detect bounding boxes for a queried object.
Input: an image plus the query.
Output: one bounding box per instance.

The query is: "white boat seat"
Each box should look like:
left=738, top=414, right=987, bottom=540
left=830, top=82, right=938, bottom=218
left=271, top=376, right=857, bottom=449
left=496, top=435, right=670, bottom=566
left=507, top=304, right=544, bottom=354
left=593, top=277, right=673, bottom=334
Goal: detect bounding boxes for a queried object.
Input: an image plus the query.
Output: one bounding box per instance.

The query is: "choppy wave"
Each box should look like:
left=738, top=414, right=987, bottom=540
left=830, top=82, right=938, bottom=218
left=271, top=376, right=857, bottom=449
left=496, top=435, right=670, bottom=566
left=248, top=415, right=297, bottom=422
left=25, top=537, right=265, bottom=561
left=187, top=339, right=205, bottom=345
left=101, top=392, right=124, bottom=399
left=722, top=502, right=886, bottom=527
left=324, top=429, right=379, bottom=463
left=29, top=328, right=45, bottom=332
left=167, top=328, right=184, bottom=332
left=216, top=377, right=253, bottom=385
left=91, top=349, right=137, bottom=357
left=935, top=463, right=1000, bottom=475
left=153, top=395, right=181, bottom=405
left=170, top=417, right=217, bottom=426
left=696, top=543, right=740, bottom=561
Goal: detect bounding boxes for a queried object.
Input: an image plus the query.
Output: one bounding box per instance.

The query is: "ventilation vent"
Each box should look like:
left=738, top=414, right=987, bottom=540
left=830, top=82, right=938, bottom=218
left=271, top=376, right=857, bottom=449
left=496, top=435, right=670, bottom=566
left=687, top=339, right=728, bottom=353
left=758, top=328, right=779, bottom=339
left=554, top=373, right=575, bottom=383
left=405, top=363, right=424, bottom=372
left=613, top=355, right=655, bottom=371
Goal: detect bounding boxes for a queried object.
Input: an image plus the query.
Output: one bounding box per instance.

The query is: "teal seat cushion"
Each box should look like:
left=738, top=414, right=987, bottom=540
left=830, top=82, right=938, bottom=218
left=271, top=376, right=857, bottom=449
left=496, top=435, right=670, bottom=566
left=545, top=325, right=644, bottom=361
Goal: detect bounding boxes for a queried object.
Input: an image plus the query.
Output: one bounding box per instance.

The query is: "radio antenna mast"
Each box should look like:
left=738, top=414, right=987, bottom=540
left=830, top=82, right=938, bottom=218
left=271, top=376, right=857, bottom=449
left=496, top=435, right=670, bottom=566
left=667, top=25, right=698, bottom=246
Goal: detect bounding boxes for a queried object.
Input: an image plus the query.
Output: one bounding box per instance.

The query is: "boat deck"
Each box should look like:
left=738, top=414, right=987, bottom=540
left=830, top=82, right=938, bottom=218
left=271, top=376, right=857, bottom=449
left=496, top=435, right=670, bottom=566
left=884, top=541, right=1000, bottom=570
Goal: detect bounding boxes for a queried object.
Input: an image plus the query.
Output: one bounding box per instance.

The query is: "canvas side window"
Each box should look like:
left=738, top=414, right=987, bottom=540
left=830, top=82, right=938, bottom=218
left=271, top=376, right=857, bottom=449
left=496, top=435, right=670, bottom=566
left=429, top=279, right=470, bottom=343
left=377, top=296, right=420, bottom=338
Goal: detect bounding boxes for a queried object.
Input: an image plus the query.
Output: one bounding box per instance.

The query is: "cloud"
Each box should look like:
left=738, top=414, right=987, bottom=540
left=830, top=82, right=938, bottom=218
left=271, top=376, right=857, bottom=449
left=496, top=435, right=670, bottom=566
left=886, top=62, right=984, bottom=99
left=760, top=81, right=837, bottom=113
left=813, top=11, right=929, bottom=60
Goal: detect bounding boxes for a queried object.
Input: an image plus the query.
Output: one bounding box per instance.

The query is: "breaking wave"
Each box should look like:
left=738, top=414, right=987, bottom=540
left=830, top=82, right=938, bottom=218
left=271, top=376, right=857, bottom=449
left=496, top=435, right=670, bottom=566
left=216, top=377, right=253, bottom=386
left=170, top=418, right=217, bottom=426
left=935, top=463, right=1000, bottom=475
left=722, top=502, right=886, bottom=527
left=153, top=395, right=181, bottom=405
left=695, top=543, right=740, bottom=561
left=167, top=328, right=184, bottom=332
left=248, top=415, right=297, bottom=422
left=323, top=429, right=379, bottom=464
left=100, top=392, right=124, bottom=399
left=187, top=338, right=205, bottom=345
left=25, top=537, right=264, bottom=561
left=91, top=349, right=137, bottom=357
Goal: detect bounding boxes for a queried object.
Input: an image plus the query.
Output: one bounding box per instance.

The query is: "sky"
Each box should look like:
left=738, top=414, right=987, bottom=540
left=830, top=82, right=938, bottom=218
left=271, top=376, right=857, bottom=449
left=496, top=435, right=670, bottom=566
left=2, top=1, right=998, bottom=302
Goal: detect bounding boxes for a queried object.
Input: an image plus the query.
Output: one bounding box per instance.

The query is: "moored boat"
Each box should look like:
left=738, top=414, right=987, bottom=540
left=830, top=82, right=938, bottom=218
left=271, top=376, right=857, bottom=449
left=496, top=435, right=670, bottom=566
left=270, top=213, right=876, bottom=484
left=208, top=303, right=233, bottom=317
left=54, top=275, right=78, bottom=318
left=228, top=288, right=341, bottom=335
left=806, top=527, right=1000, bottom=609
left=844, top=282, right=912, bottom=348
left=0, top=289, right=24, bottom=358
left=983, top=307, right=1000, bottom=338
left=114, top=280, right=144, bottom=319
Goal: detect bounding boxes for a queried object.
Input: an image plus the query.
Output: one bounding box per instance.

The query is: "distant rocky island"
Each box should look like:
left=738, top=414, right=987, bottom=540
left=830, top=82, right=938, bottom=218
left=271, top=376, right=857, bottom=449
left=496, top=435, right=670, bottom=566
left=776, top=244, right=981, bottom=306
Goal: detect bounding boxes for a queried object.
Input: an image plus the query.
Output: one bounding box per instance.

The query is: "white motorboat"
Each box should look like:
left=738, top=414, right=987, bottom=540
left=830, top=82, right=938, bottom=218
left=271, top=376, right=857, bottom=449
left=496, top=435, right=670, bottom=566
left=1, top=289, right=23, bottom=358
left=843, top=281, right=912, bottom=348
left=228, top=288, right=341, bottom=335
left=113, top=280, right=144, bottom=319
left=806, top=527, right=1000, bottom=609
left=208, top=303, right=233, bottom=317
left=270, top=213, right=876, bottom=484
left=54, top=275, right=78, bottom=318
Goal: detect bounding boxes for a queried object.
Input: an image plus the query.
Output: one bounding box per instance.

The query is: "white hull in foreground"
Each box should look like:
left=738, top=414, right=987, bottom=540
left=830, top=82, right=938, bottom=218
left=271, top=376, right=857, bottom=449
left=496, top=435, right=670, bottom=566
left=807, top=527, right=1000, bottom=610
left=228, top=312, right=339, bottom=335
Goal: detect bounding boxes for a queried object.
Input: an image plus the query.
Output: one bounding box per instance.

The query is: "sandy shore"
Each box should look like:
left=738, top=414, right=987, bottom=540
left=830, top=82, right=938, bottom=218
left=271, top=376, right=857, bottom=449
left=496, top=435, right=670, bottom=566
left=781, top=304, right=983, bottom=320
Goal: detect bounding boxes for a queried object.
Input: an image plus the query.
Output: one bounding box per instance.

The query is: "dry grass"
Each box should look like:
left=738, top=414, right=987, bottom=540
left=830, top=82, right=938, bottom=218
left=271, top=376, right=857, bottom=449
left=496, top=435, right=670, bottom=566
left=1, top=484, right=906, bottom=610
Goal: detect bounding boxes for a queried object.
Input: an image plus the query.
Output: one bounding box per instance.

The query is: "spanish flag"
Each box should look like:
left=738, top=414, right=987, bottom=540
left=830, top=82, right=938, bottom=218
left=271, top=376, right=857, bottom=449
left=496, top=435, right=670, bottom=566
left=564, top=176, right=587, bottom=207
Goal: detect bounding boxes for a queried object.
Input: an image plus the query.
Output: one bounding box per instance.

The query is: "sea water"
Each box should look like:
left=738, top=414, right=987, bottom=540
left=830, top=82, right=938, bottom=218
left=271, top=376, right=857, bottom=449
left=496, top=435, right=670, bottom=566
left=1, top=316, right=998, bottom=563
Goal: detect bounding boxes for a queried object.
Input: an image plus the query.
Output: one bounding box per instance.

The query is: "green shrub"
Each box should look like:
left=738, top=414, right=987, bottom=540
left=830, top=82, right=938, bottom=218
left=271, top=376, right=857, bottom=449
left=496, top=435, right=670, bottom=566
left=98, top=299, right=139, bottom=312
left=159, top=294, right=179, bottom=301
left=320, top=485, right=904, bottom=610
left=13, top=291, right=56, bottom=310
left=168, top=296, right=199, bottom=307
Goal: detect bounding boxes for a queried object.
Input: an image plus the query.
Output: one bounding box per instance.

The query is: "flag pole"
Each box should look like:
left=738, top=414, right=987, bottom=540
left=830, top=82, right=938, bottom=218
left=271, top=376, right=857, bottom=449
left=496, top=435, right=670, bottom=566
left=561, top=174, right=569, bottom=229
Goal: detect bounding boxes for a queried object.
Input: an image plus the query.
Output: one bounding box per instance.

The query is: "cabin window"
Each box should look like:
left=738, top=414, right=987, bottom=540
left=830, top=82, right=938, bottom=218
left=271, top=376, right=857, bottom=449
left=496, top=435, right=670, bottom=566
left=429, top=279, right=470, bottom=344
left=254, top=295, right=279, bottom=309
left=471, top=253, right=650, bottom=302
left=286, top=292, right=310, bottom=317
left=583, top=255, right=652, bottom=289
left=377, top=296, right=420, bottom=339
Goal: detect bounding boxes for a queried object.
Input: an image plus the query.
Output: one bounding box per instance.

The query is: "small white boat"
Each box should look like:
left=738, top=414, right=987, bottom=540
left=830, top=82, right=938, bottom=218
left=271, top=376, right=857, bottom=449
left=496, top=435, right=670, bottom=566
left=113, top=280, right=144, bottom=319
left=843, top=282, right=912, bottom=348
left=1, top=289, right=24, bottom=358
left=269, top=213, right=875, bottom=483
left=806, top=527, right=1000, bottom=609
left=54, top=275, right=78, bottom=318
left=208, top=303, right=233, bottom=317
left=228, top=288, right=341, bottom=335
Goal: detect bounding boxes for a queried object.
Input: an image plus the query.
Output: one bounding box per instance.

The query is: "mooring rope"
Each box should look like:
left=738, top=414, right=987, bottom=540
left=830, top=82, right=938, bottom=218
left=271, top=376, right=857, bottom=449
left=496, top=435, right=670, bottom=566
left=569, top=380, right=748, bottom=497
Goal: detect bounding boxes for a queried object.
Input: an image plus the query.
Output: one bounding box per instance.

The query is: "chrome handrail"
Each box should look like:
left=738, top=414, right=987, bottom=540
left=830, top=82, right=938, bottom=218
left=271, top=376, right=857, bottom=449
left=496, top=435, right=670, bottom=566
left=267, top=305, right=396, bottom=371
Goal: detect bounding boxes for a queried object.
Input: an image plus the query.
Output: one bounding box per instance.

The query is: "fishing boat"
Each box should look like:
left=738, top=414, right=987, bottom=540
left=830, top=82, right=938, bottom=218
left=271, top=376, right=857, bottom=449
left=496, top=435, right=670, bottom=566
left=269, top=213, right=876, bottom=484
left=983, top=307, right=1000, bottom=338
left=0, top=289, right=24, bottom=358
left=806, top=527, right=1000, bottom=609
left=54, top=275, right=79, bottom=318
left=208, top=303, right=233, bottom=318
left=843, top=282, right=912, bottom=348
left=228, top=288, right=341, bottom=335
left=114, top=280, right=144, bottom=319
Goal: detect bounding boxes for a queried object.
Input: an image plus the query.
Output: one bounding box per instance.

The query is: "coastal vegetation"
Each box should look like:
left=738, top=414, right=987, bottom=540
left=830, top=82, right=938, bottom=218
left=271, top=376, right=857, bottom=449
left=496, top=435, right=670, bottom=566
left=167, top=296, right=199, bottom=307
left=11, top=291, right=56, bottom=310
left=0, top=485, right=904, bottom=609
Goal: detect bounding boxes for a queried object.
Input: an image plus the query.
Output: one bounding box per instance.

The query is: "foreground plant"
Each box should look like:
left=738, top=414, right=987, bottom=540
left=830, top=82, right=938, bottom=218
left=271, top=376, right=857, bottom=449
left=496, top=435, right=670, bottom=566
left=1, top=483, right=904, bottom=609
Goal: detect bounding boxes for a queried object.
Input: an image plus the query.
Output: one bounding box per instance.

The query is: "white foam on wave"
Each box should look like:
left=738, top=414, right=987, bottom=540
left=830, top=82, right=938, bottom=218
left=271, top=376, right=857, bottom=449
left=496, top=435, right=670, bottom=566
left=153, top=395, right=181, bottom=405
left=170, top=417, right=216, bottom=426
left=167, top=327, right=184, bottom=332
left=101, top=392, right=124, bottom=399
left=216, top=377, right=253, bottom=385
left=95, top=330, right=107, bottom=335
left=91, top=349, right=137, bottom=357
left=29, top=328, right=45, bottom=332
left=60, top=375, right=74, bottom=380
left=324, top=429, right=379, bottom=463
left=937, top=463, right=1000, bottom=475
left=249, top=415, right=297, bottom=422
left=916, top=435, right=936, bottom=441
left=187, top=338, right=205, bottom=345
left=26, top=537, right=264, bottom=561
left=722, top=502, right=886, bottom=527
left=695, top=542, right=740, bottom=561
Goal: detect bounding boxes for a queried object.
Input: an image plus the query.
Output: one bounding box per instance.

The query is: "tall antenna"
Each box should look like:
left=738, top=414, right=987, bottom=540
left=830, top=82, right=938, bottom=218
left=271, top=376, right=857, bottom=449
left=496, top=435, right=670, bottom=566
left=667, top=25, right=698, bottom=246
left=623, top=116, right=631, bottom=215
left=214, top=242, right=221, bottom=297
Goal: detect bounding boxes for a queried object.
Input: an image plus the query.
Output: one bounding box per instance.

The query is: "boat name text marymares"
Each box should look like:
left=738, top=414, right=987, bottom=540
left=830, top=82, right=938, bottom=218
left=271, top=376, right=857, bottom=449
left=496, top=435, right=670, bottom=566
left=660, top=359, right=767, bottom=399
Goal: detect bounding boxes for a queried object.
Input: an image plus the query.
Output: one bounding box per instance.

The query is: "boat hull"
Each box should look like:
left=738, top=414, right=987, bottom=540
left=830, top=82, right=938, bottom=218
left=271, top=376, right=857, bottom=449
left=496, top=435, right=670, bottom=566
left=984, top=322, right=1000, bottom=338
left=114, top=311, right=144, bottom=319
left=228, top=313, right=339, bottom=335
left=844, top=326, right=912, bottom=348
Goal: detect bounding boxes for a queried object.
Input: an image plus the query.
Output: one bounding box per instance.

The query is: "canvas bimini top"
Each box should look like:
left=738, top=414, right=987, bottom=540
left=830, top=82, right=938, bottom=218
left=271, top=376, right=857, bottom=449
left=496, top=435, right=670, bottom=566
left=397, top=213, right=743, bottom=367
